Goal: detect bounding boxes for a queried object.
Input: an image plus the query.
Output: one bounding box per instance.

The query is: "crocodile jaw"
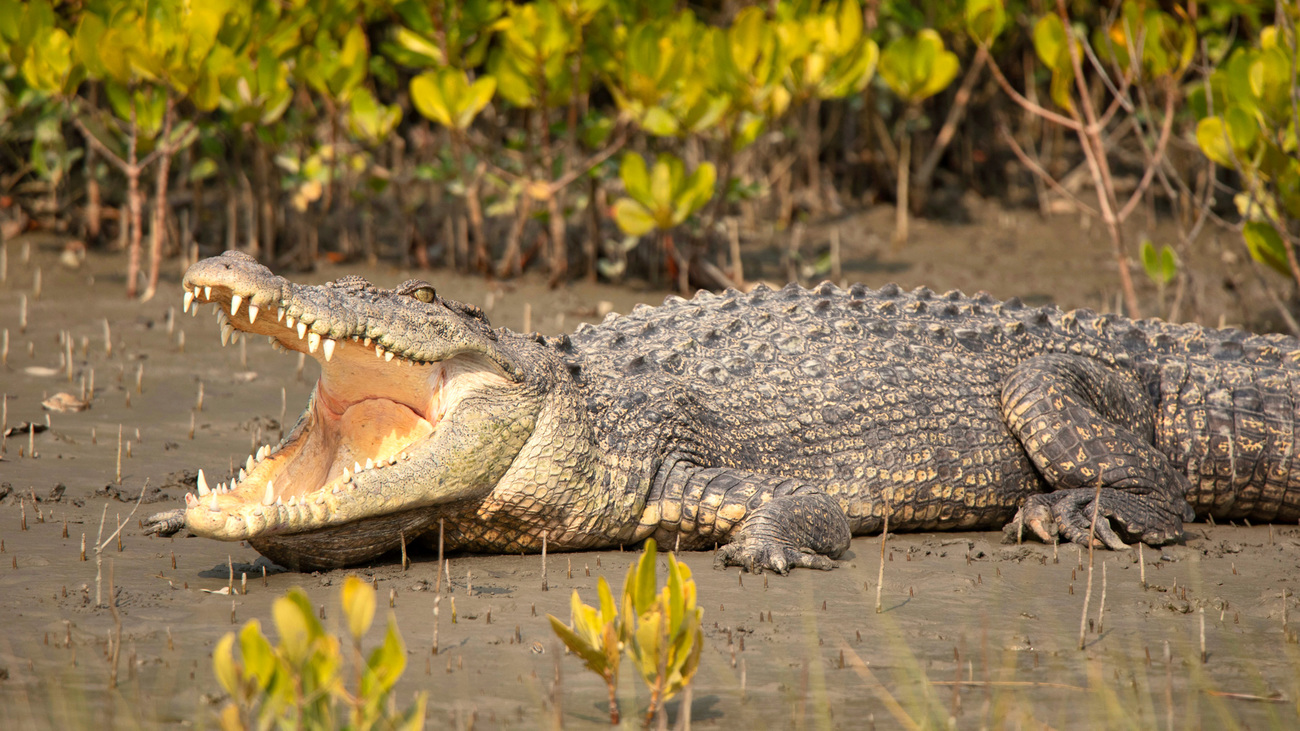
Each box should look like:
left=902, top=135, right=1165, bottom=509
left=176, top=262, right=515, bottom=541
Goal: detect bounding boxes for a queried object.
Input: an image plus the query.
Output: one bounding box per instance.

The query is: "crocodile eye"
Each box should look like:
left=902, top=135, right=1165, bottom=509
left=412, top=286, right=435, bottom=303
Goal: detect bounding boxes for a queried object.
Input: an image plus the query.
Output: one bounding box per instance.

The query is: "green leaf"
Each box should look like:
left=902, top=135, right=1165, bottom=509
left=879, top=30, right=958, bottom=103
left=1139, top=239, right=1178, bottom=286
left=1243, top=221, right=1291, bottom=277
left=341, top=575, right=376, bottom=641
left=363, top=618, right=407, bottom=696
left=672, top=162, right=716, bottom=225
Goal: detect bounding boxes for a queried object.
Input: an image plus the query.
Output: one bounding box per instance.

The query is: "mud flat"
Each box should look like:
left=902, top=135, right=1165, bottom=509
left=1, top=233, right=1298, bottom=729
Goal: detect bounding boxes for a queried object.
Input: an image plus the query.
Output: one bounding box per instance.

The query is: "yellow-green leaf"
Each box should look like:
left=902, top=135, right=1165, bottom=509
left=410, top=71, right=453, bottom=127
left=213, top=632, right=240, bottom=697
left=613, top=198, right=657, bottom=236
left=620, top=153, right=651, bottom=208
left=965, top=0, right=1006, bottom=46
left=341, top=575, right=376, bottom=641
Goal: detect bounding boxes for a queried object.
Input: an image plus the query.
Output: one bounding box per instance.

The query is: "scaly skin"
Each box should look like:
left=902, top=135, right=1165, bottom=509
left=145, top=251, right=1300, bottom=572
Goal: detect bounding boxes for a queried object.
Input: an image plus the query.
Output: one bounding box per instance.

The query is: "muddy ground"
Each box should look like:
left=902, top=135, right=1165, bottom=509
left=2, top=201, right=1299, bottom=729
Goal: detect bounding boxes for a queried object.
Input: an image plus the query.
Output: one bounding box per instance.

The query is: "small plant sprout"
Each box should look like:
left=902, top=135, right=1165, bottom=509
left=548, top=539, right=704, bottom=728
left=212, top=577, right=426, bottom=730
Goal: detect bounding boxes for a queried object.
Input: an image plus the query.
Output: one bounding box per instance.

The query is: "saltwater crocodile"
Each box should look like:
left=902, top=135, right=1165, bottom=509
left=145, top=251, right=1300, bottom=572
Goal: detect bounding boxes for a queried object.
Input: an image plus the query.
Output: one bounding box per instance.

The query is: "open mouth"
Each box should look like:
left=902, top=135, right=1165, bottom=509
left=177, top=280, right=496, bottom=537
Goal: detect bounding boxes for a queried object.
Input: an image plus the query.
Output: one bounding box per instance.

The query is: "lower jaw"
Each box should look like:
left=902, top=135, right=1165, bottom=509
left=248, top=508, right=441, bottom=570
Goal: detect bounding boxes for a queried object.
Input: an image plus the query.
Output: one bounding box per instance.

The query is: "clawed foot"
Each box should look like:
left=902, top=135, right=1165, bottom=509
left=1004, top=489, right=1192, bottom=549
left=142, top=509, right=187, bottom=537
left=714, top=539, right=836, bottom=575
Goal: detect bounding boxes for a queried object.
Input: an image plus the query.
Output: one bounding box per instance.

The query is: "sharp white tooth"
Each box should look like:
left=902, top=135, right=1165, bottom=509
left=247, top=304, right=259, bottom=323
left=246, top=455, right=254, bottom=472
left=332, top=486, right=340, bottom=494
left=308, top=332, right=321, bottom=353
left=364, top=337, right=372, bottom=347
left=277, top=307, right=285, bottom=322
left=297, top=322, right=307, bottom=339
left=183, top=290, right=194, bottom=312
left=230, top=294, right=242, bottom=316
left=287, top=495, right=296, bottom=506
left=191, top=303, right=198, bottom=317
left=322, top=338, right=336, bottom=362
left=375, top=345, right=384, bottom=358
left=276, top=497, right=283, bottom=506
left=204, top=286, right=211, bottom=300
left=238, top=468, right=246, bottom=482
left=256, top=446, right=266, bottom=461
left=262, top=481, right=275, bottom=506
left=341, top=466, right=350, bottom=480
left=286, top=315, right=295, bottom=328
left=197, top=469, right=210, bottom=497
left=389, top=456, right=397, bottom=465
left=365, top=458, right=374, bottom=470
left=385, top=351, right=395, bottom=362
left=221, top=323, right=233, bottom=346
left=355, top=461, right=363, bottom=473
left=210, top=489, right=219, bottom=509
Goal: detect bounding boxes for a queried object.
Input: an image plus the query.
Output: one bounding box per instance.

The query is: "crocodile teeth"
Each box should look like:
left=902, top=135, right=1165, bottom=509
left=365, top=458, right=374, bottom=470
left=183, top=290, right=194, bottom=313
left=354, top=461, right=363, bottom=473
left=262, top=481, right=275, bottom=506
left=389, top=455, right=397, bottom=465
left=238, top=468, right=246, bottom=482
left=341, top=466, right=350, bottom=481
left=286, top=315, right=295, bottom=328
left=221, top=322, right=233, bottom=347
left=364, top=337, right=372, bottom=347
left=246, top=455, right=254, bottom=472
left=322, top=337, right=335, bottom=361
left=247, top=304, right=259, bottom=324
left=297, top=322, right=308, bottom=339
left=308, top=332, right=320, bottom=353
left=332, top=486, right=340, bottom=494
left=230, top=294, right=242, bottom=316
left=256, top=445, right=266, bottom=461
left=210, top=489, right=219, bottom=510
left=197, top=469, right=210, bottom=497
left=203, top=286, right=211, bottom=300
left=287, top=496, right=296, bottom=507
left=276, top=307, right=285, bottom=323
left=384, top=351, right=395, bottom=362
left=375, top=345, right=384, bottom=358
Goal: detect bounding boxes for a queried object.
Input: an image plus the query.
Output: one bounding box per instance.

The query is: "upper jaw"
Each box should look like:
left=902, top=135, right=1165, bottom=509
left=181, top=251, right=523, bottom=378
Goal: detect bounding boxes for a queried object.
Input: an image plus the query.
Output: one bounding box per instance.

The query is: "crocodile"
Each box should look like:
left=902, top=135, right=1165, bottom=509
left=145, top=251, right=1300, bottom=572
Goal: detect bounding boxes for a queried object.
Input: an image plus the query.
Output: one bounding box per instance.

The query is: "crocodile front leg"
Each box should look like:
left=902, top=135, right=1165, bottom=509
left=643, top=462, right=851, bottom=574
left=999, top=354, right=1196, bottom=548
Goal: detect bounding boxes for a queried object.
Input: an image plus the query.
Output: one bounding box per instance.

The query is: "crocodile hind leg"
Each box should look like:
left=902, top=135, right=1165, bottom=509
left=646, top=463, right=851, bottom=574
left=999, top=354, right=1196, bottom=548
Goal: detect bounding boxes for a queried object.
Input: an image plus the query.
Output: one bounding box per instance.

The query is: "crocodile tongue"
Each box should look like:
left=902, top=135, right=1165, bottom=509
left=326, top=398, right=435, bottom=484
